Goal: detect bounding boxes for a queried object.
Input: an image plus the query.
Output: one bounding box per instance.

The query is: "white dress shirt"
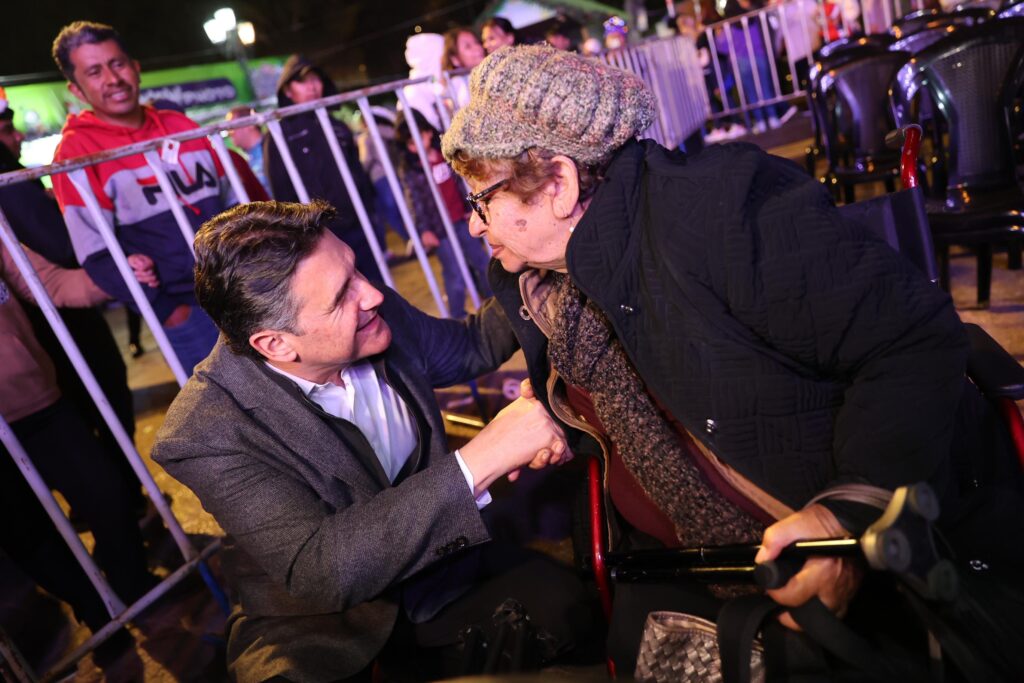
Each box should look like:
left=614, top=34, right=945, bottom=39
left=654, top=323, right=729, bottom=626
left=265, top=361, right=490, bottom=507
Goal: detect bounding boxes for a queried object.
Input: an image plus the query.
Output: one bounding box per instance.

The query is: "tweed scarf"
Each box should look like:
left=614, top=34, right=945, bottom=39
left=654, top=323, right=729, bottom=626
left=546, top=274, right=764, bottom=547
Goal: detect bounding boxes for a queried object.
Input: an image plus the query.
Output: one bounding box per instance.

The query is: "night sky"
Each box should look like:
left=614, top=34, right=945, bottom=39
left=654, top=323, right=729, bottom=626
left=1, top=0, right=496, bottom=87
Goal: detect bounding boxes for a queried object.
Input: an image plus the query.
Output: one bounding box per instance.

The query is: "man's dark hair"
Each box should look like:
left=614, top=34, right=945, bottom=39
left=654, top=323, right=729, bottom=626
left=52, top=21, right=131, bottom=83
left=194, top=200, right=335, bottom=358
left=483, top=16, right=517, bottom=42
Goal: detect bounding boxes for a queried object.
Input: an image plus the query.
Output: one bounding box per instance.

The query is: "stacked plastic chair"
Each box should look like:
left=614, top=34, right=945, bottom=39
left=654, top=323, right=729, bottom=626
left=892, top=18, right=1024, bottom=307
left=807, top=44, right=911, bottom=202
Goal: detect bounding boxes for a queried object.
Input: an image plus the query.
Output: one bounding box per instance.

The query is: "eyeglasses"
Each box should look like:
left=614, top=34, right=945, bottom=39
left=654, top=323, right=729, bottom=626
left=465, top=179, right=508, bottom=225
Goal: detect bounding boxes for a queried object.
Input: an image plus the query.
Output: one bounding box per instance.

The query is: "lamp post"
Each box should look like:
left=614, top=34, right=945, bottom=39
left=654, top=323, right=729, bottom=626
left=204, top=8, right=257, bottom=102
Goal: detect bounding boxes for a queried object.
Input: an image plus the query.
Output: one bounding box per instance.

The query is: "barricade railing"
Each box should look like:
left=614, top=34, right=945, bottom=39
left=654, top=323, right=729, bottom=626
left=700, top=0, right=930, bottom=125
left=703, top=0, right=999, bottom=126
left=603, top=35, right=711, bottom=147
left=0, top=45, right=727, bottom=674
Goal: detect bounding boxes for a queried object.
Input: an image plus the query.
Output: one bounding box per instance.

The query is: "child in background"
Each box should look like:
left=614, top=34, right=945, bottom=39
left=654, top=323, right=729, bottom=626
left=395, top=110, right=492, bottom=319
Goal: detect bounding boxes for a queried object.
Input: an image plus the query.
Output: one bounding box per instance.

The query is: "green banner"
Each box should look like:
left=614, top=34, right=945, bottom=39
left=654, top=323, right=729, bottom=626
left=5, top=56, right=284, bottom=138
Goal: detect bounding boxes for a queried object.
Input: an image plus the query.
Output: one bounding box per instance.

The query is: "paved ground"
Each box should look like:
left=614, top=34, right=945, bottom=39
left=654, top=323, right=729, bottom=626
left=3, top=116, right=1022, bottom=681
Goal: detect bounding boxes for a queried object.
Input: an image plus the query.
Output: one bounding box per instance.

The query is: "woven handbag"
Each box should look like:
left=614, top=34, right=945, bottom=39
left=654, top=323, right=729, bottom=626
left=634, top=611, right=765, bottom=683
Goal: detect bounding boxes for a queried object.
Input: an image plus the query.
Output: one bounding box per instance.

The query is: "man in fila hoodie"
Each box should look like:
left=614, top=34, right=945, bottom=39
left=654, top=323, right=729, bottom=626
left=51, top=21, right=232, bottom=373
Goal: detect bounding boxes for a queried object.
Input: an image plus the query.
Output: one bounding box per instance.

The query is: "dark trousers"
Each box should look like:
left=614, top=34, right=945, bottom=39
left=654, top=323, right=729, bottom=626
left=24, top=305, right=141, bottom=512
left=383, top=543, right=602, bottom=680
left=0, top=399, right=152, bottom=630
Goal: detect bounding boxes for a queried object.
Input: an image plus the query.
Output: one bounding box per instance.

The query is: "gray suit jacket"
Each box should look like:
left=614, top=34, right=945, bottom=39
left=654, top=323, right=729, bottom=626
left=152, top=289, right=518, bottom=682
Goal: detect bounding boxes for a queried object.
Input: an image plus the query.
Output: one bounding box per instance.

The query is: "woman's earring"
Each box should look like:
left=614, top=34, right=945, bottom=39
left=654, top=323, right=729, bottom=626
left=568, top=224, right=575, bottom=234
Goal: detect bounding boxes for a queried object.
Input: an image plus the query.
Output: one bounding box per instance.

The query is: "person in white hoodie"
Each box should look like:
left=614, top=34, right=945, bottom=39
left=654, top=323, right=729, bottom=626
left=403, top=32, right=448, bottom=133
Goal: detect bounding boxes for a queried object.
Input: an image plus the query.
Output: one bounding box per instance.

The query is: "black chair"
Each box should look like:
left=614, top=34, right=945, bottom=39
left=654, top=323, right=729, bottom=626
left=805, top=43, right=892, bottom=179
left=951, top=5, right=998, bottom=22
left=814, top=50, right=912, bottom=202
left=889, top=24, right=973, bottom=196
left=1001, top=0, right=1024, bottom=18
left=892, top=18, right=1024, bottom=307
left=817, top=33, right=895, bottom=59
left=891, top=8, right=942, bottom=39
left=892, top=25, right=950, bottom=54
left=893, top=7, right=995, bottom=39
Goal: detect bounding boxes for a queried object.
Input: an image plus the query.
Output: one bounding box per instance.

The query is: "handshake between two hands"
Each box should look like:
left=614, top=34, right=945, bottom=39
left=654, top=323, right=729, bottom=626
left=458, top=379, right=572, bottom=497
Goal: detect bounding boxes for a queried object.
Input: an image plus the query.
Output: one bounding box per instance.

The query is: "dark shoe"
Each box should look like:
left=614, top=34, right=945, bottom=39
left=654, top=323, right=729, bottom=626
left=128, top=342, right=144, bottom=358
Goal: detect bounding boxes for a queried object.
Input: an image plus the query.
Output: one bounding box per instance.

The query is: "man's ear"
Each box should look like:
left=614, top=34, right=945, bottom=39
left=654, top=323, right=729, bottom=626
left=549, top=155, right=582, bottom=220
left=67, top=80, right=85, bottom=104
left=249, top=329, right=298, bottom=363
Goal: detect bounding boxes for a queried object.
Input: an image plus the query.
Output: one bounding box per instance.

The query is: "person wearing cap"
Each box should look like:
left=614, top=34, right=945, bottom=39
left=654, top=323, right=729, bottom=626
left=264, top=55, right=382, bottom=282
left=442, top=44, right=1023, bottom=672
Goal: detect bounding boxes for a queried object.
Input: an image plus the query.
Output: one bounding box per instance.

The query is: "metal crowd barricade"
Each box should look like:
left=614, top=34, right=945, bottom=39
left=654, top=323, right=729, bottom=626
left=603, top=35, right=711, bottom=147
left=700, top=0, right=931, bottom=126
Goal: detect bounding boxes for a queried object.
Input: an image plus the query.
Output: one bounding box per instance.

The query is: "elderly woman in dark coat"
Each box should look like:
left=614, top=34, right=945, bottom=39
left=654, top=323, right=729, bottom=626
left=441, top=45, right=1023, bottom=672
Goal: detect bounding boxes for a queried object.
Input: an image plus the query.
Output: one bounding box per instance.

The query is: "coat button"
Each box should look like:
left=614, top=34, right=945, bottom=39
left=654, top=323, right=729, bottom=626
left=620, top=304, right=634, bottom=314
left=455, top=536, right=468, bottom=549
left=519, top=305, right=531, bottom=321
left=705, top=419, right=717, bottom=435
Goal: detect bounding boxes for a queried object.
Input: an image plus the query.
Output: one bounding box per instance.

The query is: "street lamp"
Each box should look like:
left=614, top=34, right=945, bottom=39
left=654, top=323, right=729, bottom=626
left=237, top=22, right=256, bottom=46
left=203, top=8, right=237, bottom=44
left=204, top=7, right=256, bottom=102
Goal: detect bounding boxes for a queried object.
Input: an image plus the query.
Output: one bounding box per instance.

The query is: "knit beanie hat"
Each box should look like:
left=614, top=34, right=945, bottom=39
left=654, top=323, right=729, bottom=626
left=441, top=44, right=656, bottom=166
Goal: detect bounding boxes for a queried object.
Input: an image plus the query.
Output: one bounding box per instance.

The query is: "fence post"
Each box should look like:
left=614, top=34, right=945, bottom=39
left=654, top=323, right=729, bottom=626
left=313, top=107, right=394, bottom=288
left=265, top=118, right=312, bottom=204
left=356, top=96, right=448, bottom=316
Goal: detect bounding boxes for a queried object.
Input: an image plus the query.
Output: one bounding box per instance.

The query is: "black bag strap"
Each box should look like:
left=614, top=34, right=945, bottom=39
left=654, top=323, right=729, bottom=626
left=717, top=595, right=779, bottom=683
left=897, top=586, right=1002, bottom=683
left=789, top=597, right=927, bottom=682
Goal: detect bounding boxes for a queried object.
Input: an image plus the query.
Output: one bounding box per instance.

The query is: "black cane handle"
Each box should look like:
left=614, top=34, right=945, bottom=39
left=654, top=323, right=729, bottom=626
left=754, top=552, right=806, bottom=589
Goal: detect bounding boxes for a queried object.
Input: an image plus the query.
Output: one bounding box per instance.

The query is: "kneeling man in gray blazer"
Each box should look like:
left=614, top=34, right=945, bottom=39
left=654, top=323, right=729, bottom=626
left=153, top=200, right=594, bottom=682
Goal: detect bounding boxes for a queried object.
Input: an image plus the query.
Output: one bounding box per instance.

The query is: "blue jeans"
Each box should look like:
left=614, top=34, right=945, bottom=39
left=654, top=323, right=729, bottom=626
left=163, top=304, right=220, bottom=375
left=738, top=54, right=786, bottom=125
left=436, top=220, right=493, bottom=319
left=373, top=177, right=409, bottom=242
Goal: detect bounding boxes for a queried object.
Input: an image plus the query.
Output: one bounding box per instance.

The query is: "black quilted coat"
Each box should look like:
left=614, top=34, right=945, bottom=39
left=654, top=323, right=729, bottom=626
left=491, top=139, right=974, bottom=533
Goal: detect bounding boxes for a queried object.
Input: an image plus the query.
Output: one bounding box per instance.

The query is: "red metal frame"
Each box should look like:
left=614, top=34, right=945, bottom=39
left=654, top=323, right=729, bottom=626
left=900, top=124, right=923, bottom=189
left=588, top=457, right=617, bottom=678
left=999, top=398, right=1024, bottom=471
left=588, top=457, right=613, bottom=620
